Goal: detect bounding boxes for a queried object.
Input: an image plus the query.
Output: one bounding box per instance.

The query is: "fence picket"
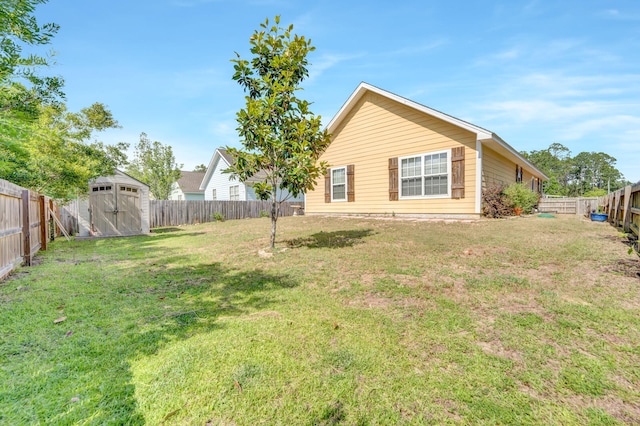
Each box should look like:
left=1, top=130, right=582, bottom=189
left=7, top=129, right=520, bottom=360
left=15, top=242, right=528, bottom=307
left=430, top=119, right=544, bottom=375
left=148, top=200, right=300, bottom=228
left=1, top=178, right=58, bottom=280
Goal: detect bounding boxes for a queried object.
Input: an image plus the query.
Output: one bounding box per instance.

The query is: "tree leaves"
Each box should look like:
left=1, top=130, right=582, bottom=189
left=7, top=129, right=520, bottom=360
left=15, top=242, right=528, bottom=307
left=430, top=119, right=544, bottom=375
left=125, top=132, right=182, bottom=200
left=227, top=16, right=331, bottom=248
left=0, top=99, right=126, bottom=201
left=522, top=142, right=628, bottom=196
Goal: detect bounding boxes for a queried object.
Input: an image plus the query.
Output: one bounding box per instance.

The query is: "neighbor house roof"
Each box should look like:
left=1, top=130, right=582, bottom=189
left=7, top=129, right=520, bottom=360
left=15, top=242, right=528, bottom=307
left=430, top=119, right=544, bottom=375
left=176, top=171, right=205, bottom=194
left=328, top=82, right=548, bottom=180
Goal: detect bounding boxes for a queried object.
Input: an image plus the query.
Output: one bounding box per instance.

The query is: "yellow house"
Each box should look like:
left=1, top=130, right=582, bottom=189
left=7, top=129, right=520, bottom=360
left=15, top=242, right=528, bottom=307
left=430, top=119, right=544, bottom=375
left=305, top=83, right=548, bottom=218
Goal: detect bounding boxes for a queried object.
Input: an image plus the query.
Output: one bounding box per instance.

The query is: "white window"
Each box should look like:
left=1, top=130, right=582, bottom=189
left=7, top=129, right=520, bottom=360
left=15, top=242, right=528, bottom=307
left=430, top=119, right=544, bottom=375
left=331, top=167, right=347, bottom=201
left=400, top=151, right=450, bottom=198
left=229, top=185, right=240, bottom=201
left=212, top=188, right=217, bottom=200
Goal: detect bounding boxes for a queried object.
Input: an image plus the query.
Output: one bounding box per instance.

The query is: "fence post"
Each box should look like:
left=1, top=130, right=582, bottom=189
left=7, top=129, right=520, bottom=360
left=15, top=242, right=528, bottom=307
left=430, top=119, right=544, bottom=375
left=21, top=190, right=31, bottom=266
left=622, top=185, right=632, bottom=232
left=39, top=195, right=47, bottom=251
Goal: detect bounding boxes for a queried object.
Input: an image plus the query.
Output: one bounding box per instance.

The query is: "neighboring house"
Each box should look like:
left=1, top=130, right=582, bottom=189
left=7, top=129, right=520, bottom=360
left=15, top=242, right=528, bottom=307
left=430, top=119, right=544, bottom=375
left=78, top=169, right=150, bottom=237
left=169, top=171, right=206, bottom=200
left=305, top=82, right=548, bottom=218
left=200, top=147, right=304, bottom=202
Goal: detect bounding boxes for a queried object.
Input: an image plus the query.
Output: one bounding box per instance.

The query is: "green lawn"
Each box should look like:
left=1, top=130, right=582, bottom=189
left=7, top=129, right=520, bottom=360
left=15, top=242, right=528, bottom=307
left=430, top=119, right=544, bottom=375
left=1, top=215, right=639, bottom=425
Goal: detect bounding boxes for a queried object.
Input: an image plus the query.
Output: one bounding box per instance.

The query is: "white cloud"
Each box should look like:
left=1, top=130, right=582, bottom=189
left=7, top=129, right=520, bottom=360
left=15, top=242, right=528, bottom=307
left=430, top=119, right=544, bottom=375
left=494, top=49, right=520, bottom=60
left=507, top=73, right=640, bottom=99
left=387, top=39, right=448, bottom=56
left=206, top=119, right=239, bottom=146
left=308, top=52, right=366, bottom=82
left=480, top=99, right=610, bottom=124
left=599, top=8, right=640, bottom=21
left=558, top=115, right=640, bottom=141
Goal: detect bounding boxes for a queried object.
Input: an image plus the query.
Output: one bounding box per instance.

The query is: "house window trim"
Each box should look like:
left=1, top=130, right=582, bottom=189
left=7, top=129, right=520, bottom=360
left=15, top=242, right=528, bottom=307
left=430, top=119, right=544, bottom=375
left=212, top=188, right=217, bottom=200
left=398, top=150, right=451, bottom=200
left=331, top=166, right=348, bottom=202
left=229, top=185, right=240, bottom=201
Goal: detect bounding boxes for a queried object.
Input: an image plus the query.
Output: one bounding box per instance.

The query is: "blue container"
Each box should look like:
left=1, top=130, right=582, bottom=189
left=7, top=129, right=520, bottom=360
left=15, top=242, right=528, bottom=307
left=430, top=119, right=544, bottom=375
left=590, top=213, right=608, bottom=222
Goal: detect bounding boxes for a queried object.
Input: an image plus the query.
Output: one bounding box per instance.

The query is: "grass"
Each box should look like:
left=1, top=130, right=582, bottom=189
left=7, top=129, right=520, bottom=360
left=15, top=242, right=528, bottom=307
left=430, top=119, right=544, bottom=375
left=1, top=215, right=639, bottom=424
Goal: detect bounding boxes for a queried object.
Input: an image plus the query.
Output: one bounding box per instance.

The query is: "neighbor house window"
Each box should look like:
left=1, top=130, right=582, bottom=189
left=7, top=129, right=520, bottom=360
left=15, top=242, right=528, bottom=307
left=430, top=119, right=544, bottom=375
left=212, top=188, right=217, bottom=200
left=331, top=167, right=347, bottom=201
left=400, top=151, right=449, bottom=198
left=229, top=185, right=240, bottom=201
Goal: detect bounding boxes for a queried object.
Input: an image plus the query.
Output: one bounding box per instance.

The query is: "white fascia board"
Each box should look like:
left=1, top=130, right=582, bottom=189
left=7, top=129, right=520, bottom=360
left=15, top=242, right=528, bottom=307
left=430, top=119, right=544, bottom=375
left=482, top=134, right=550, bottom=180
left=199, top=148, right=231, bottom=190
left=327, top=82, right=494, bottom=140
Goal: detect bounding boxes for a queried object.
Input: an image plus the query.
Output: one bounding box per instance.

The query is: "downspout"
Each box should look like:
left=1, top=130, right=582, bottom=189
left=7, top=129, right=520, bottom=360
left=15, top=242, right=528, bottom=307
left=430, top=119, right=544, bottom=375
left=475, top=140, right=483, bottom=215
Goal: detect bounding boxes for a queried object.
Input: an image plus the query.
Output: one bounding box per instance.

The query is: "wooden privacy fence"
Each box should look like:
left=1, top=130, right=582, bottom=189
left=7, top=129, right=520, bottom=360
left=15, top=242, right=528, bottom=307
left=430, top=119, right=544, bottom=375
left=538, top=197, right=598, bottom=215
left=0, top=179, right=60, bottom=281
left=150, top=200, right=301, bottom=228
left=601, top=183, right=640, bottom=237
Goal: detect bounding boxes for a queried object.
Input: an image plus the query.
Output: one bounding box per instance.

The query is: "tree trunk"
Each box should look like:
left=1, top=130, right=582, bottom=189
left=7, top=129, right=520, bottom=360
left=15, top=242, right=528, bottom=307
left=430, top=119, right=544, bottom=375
left=270, top=199, right=278, bottom=249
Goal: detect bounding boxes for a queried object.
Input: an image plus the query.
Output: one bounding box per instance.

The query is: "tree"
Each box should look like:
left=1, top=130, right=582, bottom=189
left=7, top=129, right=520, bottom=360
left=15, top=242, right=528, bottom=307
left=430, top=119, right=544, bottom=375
left=522, top=143, right=628, bottom=196
left=0, top=0, right=126, bottom=201
left=521, top=142, right=573, bottom=196
left=0, top=0, right=64, bottom=109
left=0, top=98, right=126, bottom=201
left=225, top=16, right=331, bottom=249
left=193, top=164, right=207, bottom=172
left=570, top=151, right=626, bottom=195
left=126, top=132, right=182, bottom=200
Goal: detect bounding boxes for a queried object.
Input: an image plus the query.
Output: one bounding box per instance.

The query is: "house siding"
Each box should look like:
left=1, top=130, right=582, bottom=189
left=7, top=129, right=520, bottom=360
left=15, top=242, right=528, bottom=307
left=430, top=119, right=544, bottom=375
left=169, top=183, right=184, bottom=200
left=203, top=157, right=249, bottom=201
left=482, top=146, right=540, bottom=192
left=306, top=92, right=478, bottom=216
left=169, top=185, right=204, bottom=201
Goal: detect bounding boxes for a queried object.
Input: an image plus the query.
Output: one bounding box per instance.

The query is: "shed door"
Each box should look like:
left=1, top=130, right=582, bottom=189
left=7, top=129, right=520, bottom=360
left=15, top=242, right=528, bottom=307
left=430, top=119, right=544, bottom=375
left=116, top=185, right=141, bottom=235
left=89, top=184, right=141, bottom=236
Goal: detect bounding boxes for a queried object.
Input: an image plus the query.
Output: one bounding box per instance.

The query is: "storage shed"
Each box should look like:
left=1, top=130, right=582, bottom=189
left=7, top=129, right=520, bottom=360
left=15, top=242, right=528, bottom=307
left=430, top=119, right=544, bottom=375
left=77, top=170, right=150, bottom=237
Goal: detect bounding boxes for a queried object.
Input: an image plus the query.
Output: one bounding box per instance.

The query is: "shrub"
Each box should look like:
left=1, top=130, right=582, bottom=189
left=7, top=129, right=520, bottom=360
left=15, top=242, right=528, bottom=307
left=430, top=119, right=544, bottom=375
left=211, top=212, right=225, bottom=222
left=583, top=187, right=607, bottom=197
left=482, top=184, right=512, bottom=218
left=503, top=183, right=539, bottom=214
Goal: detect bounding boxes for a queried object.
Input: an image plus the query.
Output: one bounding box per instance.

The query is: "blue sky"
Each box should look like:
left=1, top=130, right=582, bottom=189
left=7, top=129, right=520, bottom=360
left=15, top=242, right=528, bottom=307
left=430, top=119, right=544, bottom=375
left=36, top=0, right=640, bottom=183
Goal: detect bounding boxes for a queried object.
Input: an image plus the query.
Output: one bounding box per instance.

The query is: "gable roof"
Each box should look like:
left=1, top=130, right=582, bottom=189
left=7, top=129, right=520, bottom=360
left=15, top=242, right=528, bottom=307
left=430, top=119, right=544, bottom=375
left=200, top=147, right=270, bottom=190
left=200, top=148, right=232, bottom=190
left=91, top=169, right=150, bottom=188
left=328, top=82, right=548, bottom=180
left=176, top=171, right=205, bottom=194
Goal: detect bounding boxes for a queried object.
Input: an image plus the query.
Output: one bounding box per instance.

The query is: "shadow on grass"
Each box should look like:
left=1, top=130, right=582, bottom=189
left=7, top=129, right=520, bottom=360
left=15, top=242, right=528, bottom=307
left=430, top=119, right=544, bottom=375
left=150, top=227, right=184, bottom=234
left=286, top=229, right=375, bottom=249
left=1, top=242, right=299, bottom=424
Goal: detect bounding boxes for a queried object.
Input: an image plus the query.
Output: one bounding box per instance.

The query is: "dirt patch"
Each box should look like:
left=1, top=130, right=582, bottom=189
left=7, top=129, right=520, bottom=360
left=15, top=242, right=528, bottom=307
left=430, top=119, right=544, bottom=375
left=562, top=394, right=640, bottom=424
left=347, top=292, right=392, bottom=309
left=607, top=259, right=640, bottom=279
left=346, top=291, right=437, bottom=311
left=477, top=340, right=523, bottom=362
left=458, top=245, right=509, bottom=258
